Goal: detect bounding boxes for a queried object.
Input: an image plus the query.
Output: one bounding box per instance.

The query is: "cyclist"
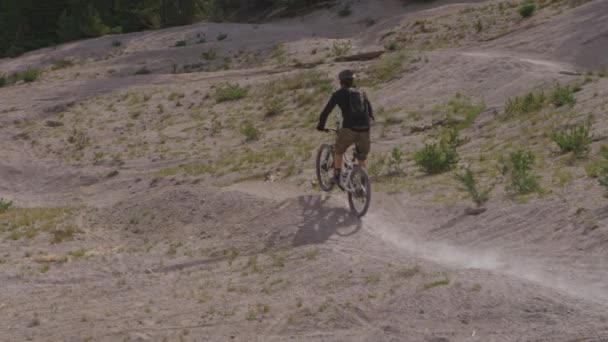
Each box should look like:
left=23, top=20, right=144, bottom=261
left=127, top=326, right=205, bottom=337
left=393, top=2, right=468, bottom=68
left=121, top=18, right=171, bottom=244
left=316, top=69, right=375, bottom=184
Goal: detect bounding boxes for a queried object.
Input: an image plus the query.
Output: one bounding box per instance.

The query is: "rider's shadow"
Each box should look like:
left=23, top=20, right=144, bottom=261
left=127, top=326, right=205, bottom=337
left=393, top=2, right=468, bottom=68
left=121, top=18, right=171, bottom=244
left=292, top=195, right=362, bottom=247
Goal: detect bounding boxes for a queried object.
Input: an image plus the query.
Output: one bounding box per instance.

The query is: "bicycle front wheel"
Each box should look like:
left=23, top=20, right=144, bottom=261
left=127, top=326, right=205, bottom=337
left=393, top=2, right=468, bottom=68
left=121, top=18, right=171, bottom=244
left=316, top=143, right=335, bottom=192
left=348, top=166, right=371, bottom=217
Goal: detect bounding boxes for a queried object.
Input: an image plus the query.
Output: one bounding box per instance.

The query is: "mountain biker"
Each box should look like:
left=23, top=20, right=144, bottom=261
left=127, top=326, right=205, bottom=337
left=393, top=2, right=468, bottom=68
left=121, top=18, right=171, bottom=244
left=316, top=69, right=374, bottom=184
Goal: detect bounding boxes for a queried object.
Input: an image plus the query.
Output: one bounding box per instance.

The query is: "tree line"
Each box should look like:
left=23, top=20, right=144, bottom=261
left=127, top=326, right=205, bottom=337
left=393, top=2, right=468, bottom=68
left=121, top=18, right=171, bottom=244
left=0, top=0, right=328, bottom=58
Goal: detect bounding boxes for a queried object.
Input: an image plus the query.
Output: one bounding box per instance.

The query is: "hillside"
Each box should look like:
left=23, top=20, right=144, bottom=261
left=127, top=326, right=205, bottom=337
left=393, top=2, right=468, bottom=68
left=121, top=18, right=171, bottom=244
left=1, top=0, right=608, bottom=341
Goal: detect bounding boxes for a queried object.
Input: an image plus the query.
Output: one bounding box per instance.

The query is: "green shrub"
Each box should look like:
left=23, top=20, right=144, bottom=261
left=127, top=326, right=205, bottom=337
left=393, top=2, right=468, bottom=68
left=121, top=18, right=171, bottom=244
left=338, top=4, right=352, bottom=17
left=369, top=51, right=408, bottom=83
left=550, top=83, right=576, bottom=107
left=331, top=40, right=352, bottom=57
left=551, top=123, right=592, bottom=157
left=384, top=41, right=400, bottom=51
left=217, top=33, right=228, bottom=41
left=455, top=168, right=490, bottom=207
left=598, top=148, right=608, bottom=193
left=111, top=40, right=122, bottom=47
left=444, top=93, right=485, bottom=130
left=0, top=198, right=13, bottom=213
left=133, top=67, right=151, bottom=75
left=214, top=83, right=248, bottom=103
left=52, top=59, right=74, bottom=70
left=504, top=91, right=545, bottom=117
left=0, top=74, right=7, bottom=87
left=240, top=121, right=261, bottom=142
left=201, top=49, right=217, bottom=60
left=414, top=140, right=459, bottom=175
left=518, top=1, right=536, bottom=18
left=369, top=147, right=405, bottom=179
left=264, top=97, right=286, bottom=117
left=20, top=68, right=40, bottom=83
left=506, top=149, right=540, bottom=195
left=68, top=129, right=90, bottom=150
left=174, top=40, right=187, bottom=47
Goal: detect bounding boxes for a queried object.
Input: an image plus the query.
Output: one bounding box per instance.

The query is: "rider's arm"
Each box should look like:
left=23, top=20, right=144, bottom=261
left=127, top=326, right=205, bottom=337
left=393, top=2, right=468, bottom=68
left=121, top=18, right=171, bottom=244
left=365, top=97, right=374, bottom=121
left=318, top=94, right=338, bottom=129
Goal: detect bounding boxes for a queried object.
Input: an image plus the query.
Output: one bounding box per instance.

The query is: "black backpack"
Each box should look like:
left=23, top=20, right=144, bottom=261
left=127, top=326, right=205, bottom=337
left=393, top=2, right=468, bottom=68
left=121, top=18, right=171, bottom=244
left=348, top=88, right=370, bottom=129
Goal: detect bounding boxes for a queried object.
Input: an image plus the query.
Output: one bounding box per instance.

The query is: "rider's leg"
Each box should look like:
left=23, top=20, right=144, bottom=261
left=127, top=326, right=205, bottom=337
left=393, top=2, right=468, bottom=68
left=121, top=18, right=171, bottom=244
left=355, top=131, right=371, bottom=169
left=334, top=129, right=355, bottom=183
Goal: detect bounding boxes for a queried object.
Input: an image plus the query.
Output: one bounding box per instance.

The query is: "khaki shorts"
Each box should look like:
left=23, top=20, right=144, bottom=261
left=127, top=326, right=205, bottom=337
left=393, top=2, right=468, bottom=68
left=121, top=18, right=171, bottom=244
left=335, top=128, right=371, bottom=161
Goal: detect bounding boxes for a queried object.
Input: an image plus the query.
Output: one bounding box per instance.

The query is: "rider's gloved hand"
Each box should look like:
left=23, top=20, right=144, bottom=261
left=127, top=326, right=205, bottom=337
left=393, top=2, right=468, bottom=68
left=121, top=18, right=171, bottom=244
left=316, top=124, right=325, bottom=132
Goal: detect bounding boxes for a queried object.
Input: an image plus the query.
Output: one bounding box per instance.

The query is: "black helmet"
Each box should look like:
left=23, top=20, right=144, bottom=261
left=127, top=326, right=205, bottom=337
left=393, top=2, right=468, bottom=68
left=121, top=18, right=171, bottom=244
left=338, top=69, right=355, bottom=81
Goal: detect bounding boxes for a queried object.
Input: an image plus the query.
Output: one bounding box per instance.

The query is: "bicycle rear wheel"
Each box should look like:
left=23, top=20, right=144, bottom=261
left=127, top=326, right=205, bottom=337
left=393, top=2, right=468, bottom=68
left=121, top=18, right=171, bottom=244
left=316, top=143, right=335, bottom=192
left=348, top=166, right=371, bottom=217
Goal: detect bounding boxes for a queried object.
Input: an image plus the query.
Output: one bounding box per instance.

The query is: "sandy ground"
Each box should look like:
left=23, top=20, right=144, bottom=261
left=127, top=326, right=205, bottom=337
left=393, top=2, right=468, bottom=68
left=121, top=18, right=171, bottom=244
left=1, top=0, right=608, bottom=341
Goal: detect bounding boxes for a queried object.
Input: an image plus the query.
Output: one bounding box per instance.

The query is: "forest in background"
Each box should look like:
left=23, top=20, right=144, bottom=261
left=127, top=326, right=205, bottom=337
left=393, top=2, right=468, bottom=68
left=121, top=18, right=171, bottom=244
left=0, top=0, right=327, bottom=57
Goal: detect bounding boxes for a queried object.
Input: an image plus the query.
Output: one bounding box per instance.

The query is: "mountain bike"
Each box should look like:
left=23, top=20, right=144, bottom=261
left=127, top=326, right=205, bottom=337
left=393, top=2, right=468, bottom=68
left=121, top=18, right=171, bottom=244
left=315, top=128, right=372, bottom=218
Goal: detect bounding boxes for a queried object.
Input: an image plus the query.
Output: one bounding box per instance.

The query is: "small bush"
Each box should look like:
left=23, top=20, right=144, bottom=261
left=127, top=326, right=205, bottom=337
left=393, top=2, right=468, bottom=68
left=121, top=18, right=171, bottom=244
left=331, top=40, right=352, bottom=57
left=240, top=121, right=261, bottom=142
left=551, top=123, right=592, bottom=158
left=550, top=83, right=576, bottom=107
left=174, top=40, right=187, bottom=47
left=444, top=93, right=486, bottom=130
left=597, top=148, right=608, bottom=193
left=111, top=40, right=122, bottom=47
left=414, top=140, right=459, bottom=175
left=455, top=168, right=490, bottom=207
left=474, top=19, right=483, bottom=33
left=507, top=149, right=540, bottom=195
left=20, top=68, right=41, bottom=83
left=133, top=67, right=151, bottom=75
left=68, top=129, right=90, bottom=150
left=338, top=4, right=352, bottom=17
left=384, top=41, right=400, bottom=52
left=217, top=33, right=228, bottom=41
left=201, top=49, right=217, bottom=60
left=52, top=59, right=74, bottom=70
left=214, top=83, right=248, bottom=103
left=504, top=91, right=545, bottom=117
left=264, top=97, right=286, bottom=117
left=0, top=198, right=13, bottom=213
left=369, top=51, right=407, bottom=83
left=0, top=74, right=7, bottom=87
left=518, top=1, right=536, bottom=18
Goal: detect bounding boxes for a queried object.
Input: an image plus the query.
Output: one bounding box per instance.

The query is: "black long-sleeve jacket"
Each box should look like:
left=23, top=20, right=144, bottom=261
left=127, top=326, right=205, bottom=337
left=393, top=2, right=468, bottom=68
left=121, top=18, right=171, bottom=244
left=318, top=87, right=374, bottom=132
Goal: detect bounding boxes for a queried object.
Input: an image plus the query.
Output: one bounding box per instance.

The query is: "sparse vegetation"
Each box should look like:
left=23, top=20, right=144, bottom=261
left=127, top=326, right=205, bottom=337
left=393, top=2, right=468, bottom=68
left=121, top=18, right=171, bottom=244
left=111, top=40, right=122, bottom=47
left=338, top=4, right=352, bottom=17
left=368, top=51, right=408, bottom=83
left=443, top=94, right=486, bottom=130
left=369, top=147, right=405, bottom=179
left=133, top=67, right=151, bottom=75
left=51, top=225, right=81, bottom=244
left=503, top=149, right=541, bottom=195
left=0, top=198, right=13, bottom=213
left=455, top=168, right=491, bottom=207
left=518, top=1, right=536, bottom=18
left=216, top=32, right=228, bottom=41
left=214, top=83, right=248, bottom=103
left=20, top=68, right=41, bottom=83
left=264, top=97, right=286, bottom=117
left=414, top=139, right=459, bottom=175
left=424, top=278, right=450, bottom=289
left=504, top=91, right=546, bottom=117
left=174, top=40, right=187, bottom=47
left=331, top=40, right=352, bottom=57
left=550, top=83, right=576, bottom=108
left=68, top=129, right=90, bottom=150
left=597, top=147, right=608, bottom=194
left=51, top=59, right=74, bottom=70
left=551, top=123, right=592, bottom=158
left=240, top=121, right=261, bottom=142
left=201, top=49, right=217, bottom=60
